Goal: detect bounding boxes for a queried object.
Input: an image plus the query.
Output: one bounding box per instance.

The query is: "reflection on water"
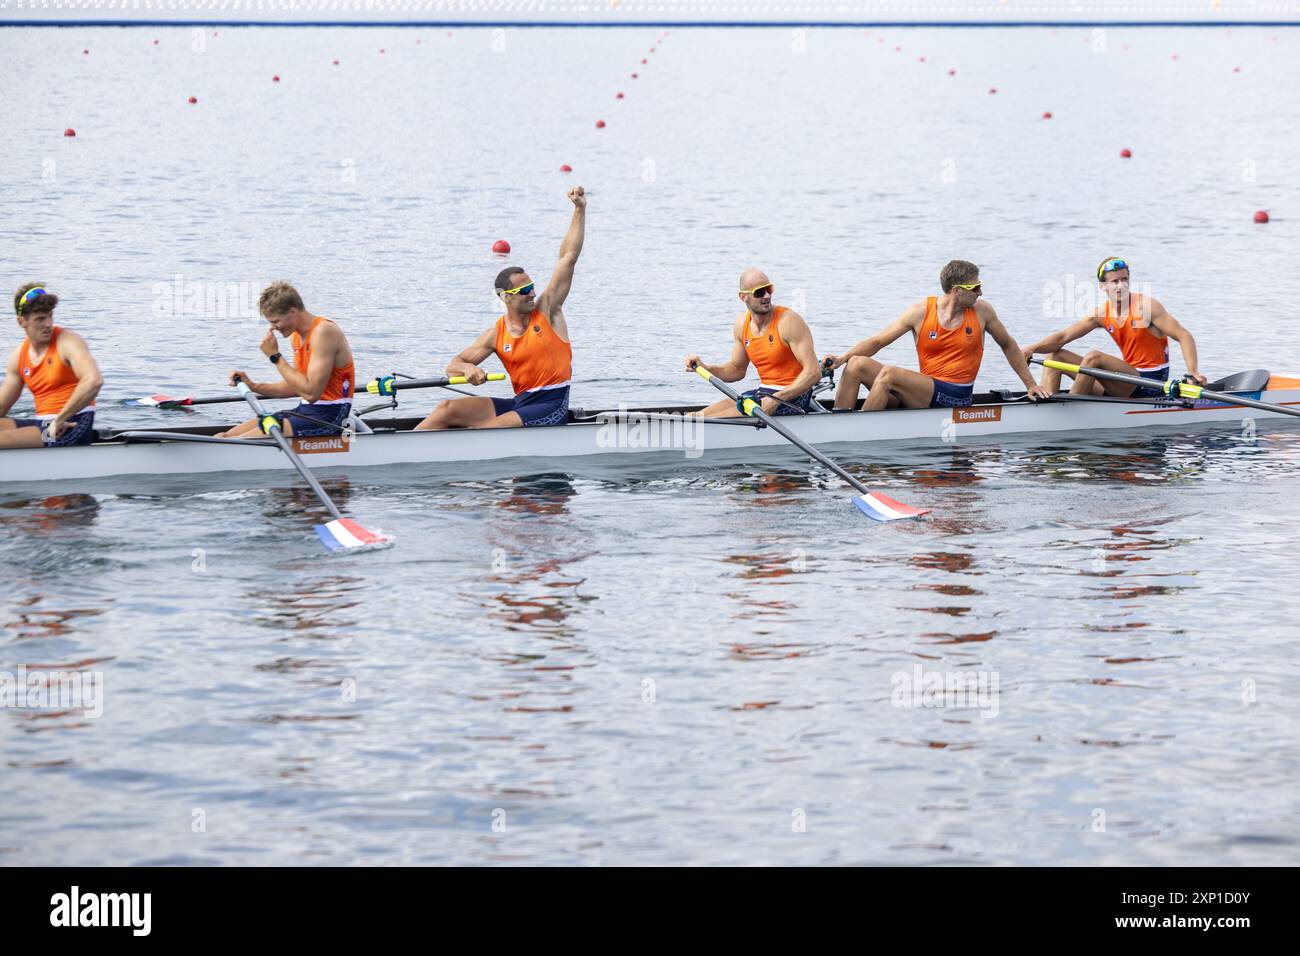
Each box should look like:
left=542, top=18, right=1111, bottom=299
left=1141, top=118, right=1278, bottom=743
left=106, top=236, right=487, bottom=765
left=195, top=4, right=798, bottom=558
left=0, top=494, right=102, bottom=534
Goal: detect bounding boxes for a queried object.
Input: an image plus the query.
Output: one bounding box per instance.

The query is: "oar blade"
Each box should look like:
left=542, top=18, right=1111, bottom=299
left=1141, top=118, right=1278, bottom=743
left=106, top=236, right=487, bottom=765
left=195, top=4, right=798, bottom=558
left=852, top=492, right=931, bottom=522
left=315, top=518, right=394, bottom=554
left=121, top=394, right=175, bottom=408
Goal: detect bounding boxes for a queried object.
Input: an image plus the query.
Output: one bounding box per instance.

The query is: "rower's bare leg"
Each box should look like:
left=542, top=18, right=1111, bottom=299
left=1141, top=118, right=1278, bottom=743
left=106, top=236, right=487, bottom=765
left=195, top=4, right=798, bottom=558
left=1070, top=350, right=1138, bottom=397
left=217, top=416, right=295, bottom=438
left=693, top=396, right=744, bottom=418
left=1042, top=349, right=1087, bottom=393
left=835, top=356, right=887, bottom=409
left=861, top=365, right=935, bottom=411
left=0, top=419, right=46, bottom=448
left=415, top=396, right=498, bottom=431
left=479, top=411, right=525, bottom=429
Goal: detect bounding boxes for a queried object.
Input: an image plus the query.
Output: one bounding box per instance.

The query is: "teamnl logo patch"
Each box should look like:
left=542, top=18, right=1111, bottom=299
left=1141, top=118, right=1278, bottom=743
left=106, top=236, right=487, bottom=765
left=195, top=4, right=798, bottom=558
left=50, top=886, right=151, bottom=936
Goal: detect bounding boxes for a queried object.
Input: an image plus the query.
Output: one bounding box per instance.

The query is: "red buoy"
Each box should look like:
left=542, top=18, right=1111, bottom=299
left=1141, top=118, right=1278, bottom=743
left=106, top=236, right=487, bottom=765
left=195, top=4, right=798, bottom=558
left=187, top=96, right=197, bottom=104
left=616, top=92, right=624, bottom=99
left=1233, top=66, right=1241, bottom=72
left=1254, top=210, right=1270, bottom=224
left=82, top=49, right=89, bottom=55
left=272, top=75, right=280, bottom=82
left=380, top=48, right=385, bottom=54
left=641, top=58, right=647, bottom=64
left=595, top=119, right=606, bottom=128
left=631, top=72, right=638, bottom=79
left=492, top=240, right=511, bottom=254
left=988, top=87, right=997, bottom=94
left=948, top=69, right=955, bottom=75
left=559, top=164, right=572, bottom=172
left=63, top=128, right=76, bottom=137
left=333, top=59, right=340, bottom=66
left=918, top=56, right=925, bottom=62
left=1042, top=111, right=1053, bottom=119
left=1120, top=148, right=1132, bottom=158
left=153, top=40, right=159, bottom=45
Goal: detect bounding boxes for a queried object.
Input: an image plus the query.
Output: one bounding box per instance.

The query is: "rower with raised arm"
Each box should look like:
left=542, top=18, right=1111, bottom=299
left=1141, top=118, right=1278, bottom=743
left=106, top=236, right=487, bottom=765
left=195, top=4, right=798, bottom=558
left=824, top=260, right=1048, bottom=411
left=217, top=282, right=356, bottom=439
left=0, top=284, right=103, bottom=449
left=416, top=186, right=586, bottom=430
left=1022, top=257, right=1206, bottom=397
left=684, top=269, right=822, bottom=418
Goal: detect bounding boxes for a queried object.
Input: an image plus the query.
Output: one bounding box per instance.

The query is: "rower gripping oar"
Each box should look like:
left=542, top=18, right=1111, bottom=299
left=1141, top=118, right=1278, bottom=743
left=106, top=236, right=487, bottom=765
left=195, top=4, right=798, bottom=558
left=121, top=390, right=280, bottom=409
left=690, top=364, right=928, bottom=522
left=234, top=378, right=392, bottom=554
left=1035, top=359, right=1300, bottom=420
left=366, top=372, right=506, bottom=396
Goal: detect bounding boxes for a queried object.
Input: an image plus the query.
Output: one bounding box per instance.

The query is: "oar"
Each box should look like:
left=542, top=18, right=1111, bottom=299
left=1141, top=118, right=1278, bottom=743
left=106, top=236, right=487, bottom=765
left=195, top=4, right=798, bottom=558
left=365, top=372, right=506, bottom=396
left=120, top=390, right=279, bottom=409
left=690, top=364, right=929, bottom=522
left=233, top=378, right=393, bottom=554
left=1033, top=359, right=1300, bottom=420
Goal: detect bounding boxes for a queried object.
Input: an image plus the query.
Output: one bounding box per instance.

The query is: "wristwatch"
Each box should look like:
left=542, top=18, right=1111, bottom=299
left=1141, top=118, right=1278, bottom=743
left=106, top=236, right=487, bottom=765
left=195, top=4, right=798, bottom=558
left=268, top=352, right=282, bottom=365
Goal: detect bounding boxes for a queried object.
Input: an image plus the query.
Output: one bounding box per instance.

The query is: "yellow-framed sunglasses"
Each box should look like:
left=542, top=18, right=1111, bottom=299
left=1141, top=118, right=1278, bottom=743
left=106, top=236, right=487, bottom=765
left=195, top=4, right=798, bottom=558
left=952, top=281, right=982, bottom=292
left=500, top=281, right=535, bottom=297
left=741, top=283, right=773, bottom=298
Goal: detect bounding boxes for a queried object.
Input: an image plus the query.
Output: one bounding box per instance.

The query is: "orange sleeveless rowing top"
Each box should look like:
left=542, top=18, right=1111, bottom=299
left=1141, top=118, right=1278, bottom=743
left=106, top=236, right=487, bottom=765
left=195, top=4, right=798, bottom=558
left=741, top=307, right=804, bottom=387
left=494, top=310, right=572, bottom=394
left=916, top=297, right=984, bottom=386
left=291, top=316, right=355, bottom=405
left=18, top=327, right=91, bottom=417
left=1102, top=296, right=1169, bottom=371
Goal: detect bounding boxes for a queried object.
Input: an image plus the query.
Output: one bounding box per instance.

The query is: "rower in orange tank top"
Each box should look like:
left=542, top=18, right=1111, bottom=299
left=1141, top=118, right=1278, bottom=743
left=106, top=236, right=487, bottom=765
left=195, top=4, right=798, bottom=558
left=416, top=186, right=588, bottom=431
left=823, top=260, right=1048, bottom=412
left=1021, top=258, right=1206, bottom=397
left=1, top=284, right=103, bottom=449
left=218, top=282, right=359, bottom=439
left=684, top=270, right=822, bottom=419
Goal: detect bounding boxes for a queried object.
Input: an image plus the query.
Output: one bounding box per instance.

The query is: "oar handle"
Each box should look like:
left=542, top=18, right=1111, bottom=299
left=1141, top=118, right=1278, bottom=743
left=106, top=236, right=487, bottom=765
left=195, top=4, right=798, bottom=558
left=366, top=373, right=507, bottom=396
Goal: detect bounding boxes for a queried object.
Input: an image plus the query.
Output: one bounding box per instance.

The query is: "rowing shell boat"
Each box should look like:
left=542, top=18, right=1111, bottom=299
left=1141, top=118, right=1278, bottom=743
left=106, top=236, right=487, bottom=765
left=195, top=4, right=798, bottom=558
left=2, top=371, right=1298, bottom=486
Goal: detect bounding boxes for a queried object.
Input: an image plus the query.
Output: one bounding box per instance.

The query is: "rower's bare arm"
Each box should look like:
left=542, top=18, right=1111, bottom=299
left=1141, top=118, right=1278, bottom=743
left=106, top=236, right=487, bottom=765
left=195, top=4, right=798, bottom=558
left=985, top=311, right=1049, bottom=398
left=446, top=327, right=497, bottom=385
left=685, top=318, right=749, bottom=381
left=774, top=312, right=822, bottom=400
left=0, top=348, right=21, bottom=417
left=1024, top=315, right=1099, bottom=358
left=1148, top=300, right=1206, bottom=384
left=824, top=306, right=921, bottom=369
left=53, top=331, right=104, bottom=420
left=539, top=186, right=587, bottom=317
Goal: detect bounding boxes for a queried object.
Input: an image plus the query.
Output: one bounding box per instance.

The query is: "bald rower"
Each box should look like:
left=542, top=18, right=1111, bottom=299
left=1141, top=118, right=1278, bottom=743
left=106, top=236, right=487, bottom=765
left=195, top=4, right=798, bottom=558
left=684, top=269, right=822, bottom=417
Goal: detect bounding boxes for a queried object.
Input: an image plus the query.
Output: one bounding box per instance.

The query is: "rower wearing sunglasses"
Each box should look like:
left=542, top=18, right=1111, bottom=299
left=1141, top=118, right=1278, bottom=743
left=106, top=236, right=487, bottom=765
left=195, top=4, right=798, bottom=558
left=0, top=283, right=103, bottom=449
left=824, top=260, right=1047, bottom=411
left=684, top=270, right=822, bottom=418
left=417, top=186, right=586, bottom=430
left=1022, top=257, right=1206, bottom=396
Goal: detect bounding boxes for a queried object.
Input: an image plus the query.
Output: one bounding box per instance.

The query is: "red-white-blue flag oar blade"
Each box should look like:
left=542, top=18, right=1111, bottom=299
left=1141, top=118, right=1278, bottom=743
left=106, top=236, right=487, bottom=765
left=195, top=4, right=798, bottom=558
left=317, top=517, right=393, bottom=554
left=854, top=491, right=931, bottom=522
left=691, top=364, right=929, bottom=522
left=234, top=379, right=393, bottom=554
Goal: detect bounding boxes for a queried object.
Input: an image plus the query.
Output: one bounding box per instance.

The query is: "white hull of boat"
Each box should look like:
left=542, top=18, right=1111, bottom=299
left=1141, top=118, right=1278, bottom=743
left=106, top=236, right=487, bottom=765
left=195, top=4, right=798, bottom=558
left=2, top=385, right=1298, bottom=486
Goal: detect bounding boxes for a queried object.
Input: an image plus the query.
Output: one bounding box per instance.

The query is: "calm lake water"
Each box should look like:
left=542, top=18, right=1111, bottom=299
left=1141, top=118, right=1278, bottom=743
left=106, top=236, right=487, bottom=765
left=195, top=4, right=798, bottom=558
left=2, top=23, right=1299, bottom=866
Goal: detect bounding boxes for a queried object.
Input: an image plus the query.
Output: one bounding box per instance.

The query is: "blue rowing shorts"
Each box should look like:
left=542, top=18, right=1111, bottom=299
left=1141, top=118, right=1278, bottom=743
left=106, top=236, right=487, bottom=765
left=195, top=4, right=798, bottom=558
left=491, top=384, right=571, bottom=427
left=12, top=410, right=96, bottom=447
left=741, top=386, right=815, bottom=415
left=928, top=379, right=975, bottom=408
left=274, top=402, right=351, bottom=437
